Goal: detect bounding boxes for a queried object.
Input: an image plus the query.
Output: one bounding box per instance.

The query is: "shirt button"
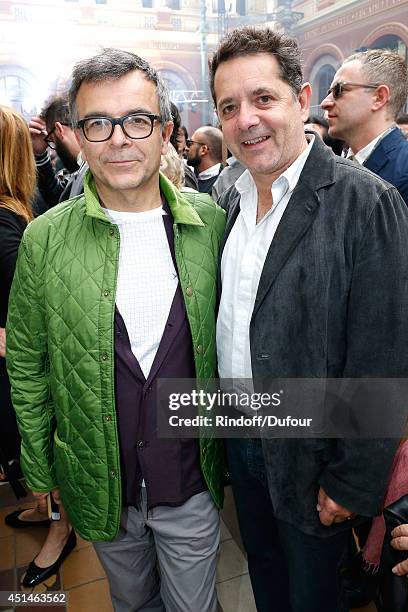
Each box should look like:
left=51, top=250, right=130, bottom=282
left=104, top=415, right=112, bottom=422
left=103, top=289, right=110, bottom=297
left=138, top=441, right=144, bottom=448
left=101, top=352, right=108, bottom=361
left=186, top=287, right=193, bottom=297
left=109, top=228, right=115, bottom=237
left=196, top=345, right=203, bottom=354
left=110, top=470, right=116, bottom=478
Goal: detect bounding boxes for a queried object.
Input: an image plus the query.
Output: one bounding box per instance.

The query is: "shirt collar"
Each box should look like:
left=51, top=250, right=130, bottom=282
left=198, top=163, right=221, bottom=180
left=83, top=170, right=204, bottom=227
left=348, top=126, right=396, bottom=164
left=235, top=134, right=315, bottom=205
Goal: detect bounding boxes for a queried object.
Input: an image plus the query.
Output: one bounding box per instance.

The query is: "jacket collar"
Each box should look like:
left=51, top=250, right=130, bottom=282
left=218, top=136, right=337, bottom=317
left=363, top=127, right=403, bottom=174
left=83, top=170, right=204, bottom=227
left=253, top=136, right=336, bottom=316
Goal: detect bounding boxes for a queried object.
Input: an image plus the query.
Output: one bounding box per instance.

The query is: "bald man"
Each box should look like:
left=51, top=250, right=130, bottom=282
left=186, top=126, right=223, bottom=193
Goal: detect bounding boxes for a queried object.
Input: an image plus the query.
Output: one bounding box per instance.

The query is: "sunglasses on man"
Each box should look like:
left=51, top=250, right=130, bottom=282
left=327, top=81, right=379, bottom=100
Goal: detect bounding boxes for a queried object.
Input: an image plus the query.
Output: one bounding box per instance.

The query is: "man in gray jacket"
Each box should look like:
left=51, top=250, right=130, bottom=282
left=211, top=26, right=408, bottom=612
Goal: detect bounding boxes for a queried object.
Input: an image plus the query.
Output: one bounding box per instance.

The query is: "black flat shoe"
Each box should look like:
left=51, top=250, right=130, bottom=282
left=22, top=530, right=77, bottom=588
left=5, top=509, right=51, bottom=529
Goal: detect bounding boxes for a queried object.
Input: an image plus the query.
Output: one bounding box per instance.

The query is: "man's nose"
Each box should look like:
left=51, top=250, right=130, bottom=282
left=236, top=103, right=260, bottom=131
left=109, top=123, right=129, bottom=145
left=321, top=93, right=334, bottom=109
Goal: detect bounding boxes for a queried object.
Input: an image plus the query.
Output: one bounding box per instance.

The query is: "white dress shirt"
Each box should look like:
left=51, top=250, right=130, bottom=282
left=217, top=136, right=314, bottom=380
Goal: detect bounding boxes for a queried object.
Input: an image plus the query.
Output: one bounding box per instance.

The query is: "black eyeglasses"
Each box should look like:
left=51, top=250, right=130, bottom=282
left=76, top=112, right=161, bottom=142
left=186, top=139, right=207, bottom=148
left=327, top=81, right=379, bottom=100
left=44, top=123, right=70, bottom=149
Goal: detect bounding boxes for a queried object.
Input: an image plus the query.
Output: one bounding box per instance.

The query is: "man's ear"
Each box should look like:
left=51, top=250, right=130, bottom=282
left=161, top=121, right=174, bottom=155
left=74, top=128, right=87, bottom=162
left=200, top=144, right=210, bottom=159
left=54, top=121, right=66, bottom=140
left=298, top=83, right=312, bottom=123
left=372, top=84, right=390, bottom=112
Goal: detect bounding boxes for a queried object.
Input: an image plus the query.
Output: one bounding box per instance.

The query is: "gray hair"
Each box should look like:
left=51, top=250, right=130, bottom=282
left=344, top=49, right=408, bottom=119
left=68, top=48, right=172, bottom=132
left=209, top=26, right=303, bottom=103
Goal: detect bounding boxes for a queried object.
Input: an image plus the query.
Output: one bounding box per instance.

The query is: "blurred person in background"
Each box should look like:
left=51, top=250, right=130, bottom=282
left=304, top=115, right=344, bottom=155
left=321, top=49, right=408, bottom=205
left=178, top=125, right=188, bottom=156
left=0, top=105, right=34, bottom=490
left=160, top=142, right=189, bottom=191
left=0, top=105, right=76, bottom=589
left=186, top=126, right=223, bottom=193
left=169, top=102, right=198, bottom=190
left=29, top=95, right=87, bottom=212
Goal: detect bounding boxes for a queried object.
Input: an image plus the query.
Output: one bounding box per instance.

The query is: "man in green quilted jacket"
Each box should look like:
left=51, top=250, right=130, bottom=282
left=6, top=49, right=225, bottom=612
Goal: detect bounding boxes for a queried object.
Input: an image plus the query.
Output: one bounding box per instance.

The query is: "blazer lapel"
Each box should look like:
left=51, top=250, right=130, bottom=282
left=252, top=184, right=320, bottom=318
left=364, top=140, right=388, bottom=174
left=252, top=136, right=335, bottom=318
left=363, top=128, right=399, bottom=174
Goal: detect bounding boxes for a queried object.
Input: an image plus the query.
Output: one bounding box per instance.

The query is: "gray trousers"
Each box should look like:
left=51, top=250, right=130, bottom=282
left=94, top=490, right=219, bottom=612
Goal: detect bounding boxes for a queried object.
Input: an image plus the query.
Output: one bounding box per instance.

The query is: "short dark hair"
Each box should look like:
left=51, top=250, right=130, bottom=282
left=209, top=26, right=303, bottom=104
left=41, top=95, right=71, bottom=132
left=170, top=102, right=181, bottom=150
left=306, top=115, right=329, bottom=129
left=68, top=48, right=172, bottom=130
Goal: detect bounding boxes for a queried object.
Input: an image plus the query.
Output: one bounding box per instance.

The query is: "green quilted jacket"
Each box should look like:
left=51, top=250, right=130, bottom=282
left=6, top=172, right=226, bottom=541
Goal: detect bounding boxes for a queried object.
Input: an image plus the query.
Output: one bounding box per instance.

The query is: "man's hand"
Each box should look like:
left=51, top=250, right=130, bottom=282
left=0, top=327, right=5, bottom=358
left=32, top=489, right=61, bottom=514
left=317, top=487, right=356, bottom=526
left=29, top=116, right=48, bottom=155
left=391, top=524, right=408, bottom=575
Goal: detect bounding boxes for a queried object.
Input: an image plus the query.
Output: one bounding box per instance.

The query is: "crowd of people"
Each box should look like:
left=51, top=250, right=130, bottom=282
left=1, top=24, right=408, bottom=612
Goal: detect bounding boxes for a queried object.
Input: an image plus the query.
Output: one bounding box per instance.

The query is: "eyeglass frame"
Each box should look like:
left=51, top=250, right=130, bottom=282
left=76, top=112, right=161, bottom=143
left=327, top=81, right=380, bottom=100
left=44, top=123, right=70, bottom=149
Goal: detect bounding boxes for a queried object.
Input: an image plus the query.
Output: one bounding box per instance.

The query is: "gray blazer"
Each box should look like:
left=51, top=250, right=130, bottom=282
left=219, top=136, right=408, bottom=536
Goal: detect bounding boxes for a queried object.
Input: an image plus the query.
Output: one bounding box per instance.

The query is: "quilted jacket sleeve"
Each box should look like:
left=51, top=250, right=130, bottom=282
left=6, top=230, right=57, bottom=492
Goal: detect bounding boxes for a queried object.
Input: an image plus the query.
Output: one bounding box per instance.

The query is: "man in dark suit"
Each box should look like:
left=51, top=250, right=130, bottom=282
left=210, top=26, right=408, bottom=612
left=321, top=49, right=408, bottom=205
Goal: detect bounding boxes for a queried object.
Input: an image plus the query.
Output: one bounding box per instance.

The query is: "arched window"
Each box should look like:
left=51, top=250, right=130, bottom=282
left=0, top=68, right=34, bottom=117
left=316, top=64, right=336, bottom=106
left=370, top=35, right=407, bottom=61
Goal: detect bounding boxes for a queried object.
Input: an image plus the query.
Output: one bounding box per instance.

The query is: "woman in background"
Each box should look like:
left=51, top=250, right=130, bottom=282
left=0, top=105, right=35, bottom=484
left=1, top=105, right=76, bottom=589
